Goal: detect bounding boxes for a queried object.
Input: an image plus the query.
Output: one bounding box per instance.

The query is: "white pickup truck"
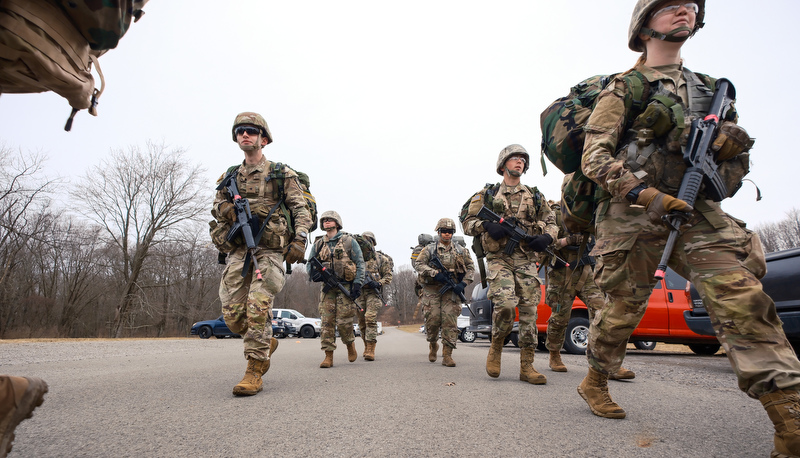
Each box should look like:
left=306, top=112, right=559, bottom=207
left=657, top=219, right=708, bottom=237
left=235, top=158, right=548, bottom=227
left=272, top=308, right=322, bottom=338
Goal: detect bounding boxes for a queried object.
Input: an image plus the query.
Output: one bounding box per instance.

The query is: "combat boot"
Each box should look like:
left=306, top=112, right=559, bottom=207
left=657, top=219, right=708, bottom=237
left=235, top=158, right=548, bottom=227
left=760, top=389, right=800, bottom=457
left=320, top=351, right=334, bottom=368
left=233, top=357, right=270, bottom=396
left=346, top=341, right=357, bottom=362
left=428, top=342, right=439, bottom=362
left=520, top=347, right=547, bottom=385
left=361, top=335, right=367, bottom=357
left=577, top=367, right=626, bottom=419
left=364, top=341, right=375, bottom=361
left=486, top=338, right=504, bottom=378
left=608, top=367, right=636, bottom=380
left=442, top=346, right=456, bottom=367
left=549, top=350, right=567, bottom=372
left=0, top=376, right=48, bottom=458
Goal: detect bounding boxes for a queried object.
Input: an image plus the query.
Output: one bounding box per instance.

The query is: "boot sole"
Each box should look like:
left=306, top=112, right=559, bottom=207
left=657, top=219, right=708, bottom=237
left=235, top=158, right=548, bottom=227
left=232, top=386, right=262, bottom=396
left=549, top=366, right=568, bottom=372
left=577, top=385, right=626, bottom=419
left=520, top=375, right=547, bottom=385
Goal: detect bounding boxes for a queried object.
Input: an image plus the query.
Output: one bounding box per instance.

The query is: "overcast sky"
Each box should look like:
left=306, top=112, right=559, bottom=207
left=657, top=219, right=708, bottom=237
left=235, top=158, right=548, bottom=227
left=0, top=1, right=796, bottom=269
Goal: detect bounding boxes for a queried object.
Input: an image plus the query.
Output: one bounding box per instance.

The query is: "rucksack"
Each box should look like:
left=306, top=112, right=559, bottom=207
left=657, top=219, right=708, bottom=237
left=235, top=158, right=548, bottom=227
left=352, top=233, right=375, bottom=262
left=539, top=71, right=649, bottom=176
left=266, top=162, right=318, bottom=236
left=0, top=0, right=148, bottom=130
left=411, top=234, right=434, bottom=263
left=559, top=171, right=607, bottom=235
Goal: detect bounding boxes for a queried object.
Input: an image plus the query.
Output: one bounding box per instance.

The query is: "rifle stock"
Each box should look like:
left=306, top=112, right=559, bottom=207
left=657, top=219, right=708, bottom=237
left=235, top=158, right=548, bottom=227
left=217, top=173, right=263, bottom=280
left=309, top=257, right=363, bottom=311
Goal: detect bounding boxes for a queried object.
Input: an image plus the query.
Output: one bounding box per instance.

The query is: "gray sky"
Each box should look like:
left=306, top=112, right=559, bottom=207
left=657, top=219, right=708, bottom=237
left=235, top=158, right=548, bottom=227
left=0, top=1, right=796, bottom=269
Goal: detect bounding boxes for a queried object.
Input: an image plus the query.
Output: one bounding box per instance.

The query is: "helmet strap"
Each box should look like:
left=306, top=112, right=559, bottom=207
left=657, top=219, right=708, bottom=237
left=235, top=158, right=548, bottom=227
left=506, top=168, right=522, bottom=178
left=640, top=26, right=695, bottom=44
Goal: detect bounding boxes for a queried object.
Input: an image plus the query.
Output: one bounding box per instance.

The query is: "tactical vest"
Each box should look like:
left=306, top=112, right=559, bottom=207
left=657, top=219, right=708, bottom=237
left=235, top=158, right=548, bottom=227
left=421, top=241, right=467, bottom=284
left=314, top=233, right=357, bottom=282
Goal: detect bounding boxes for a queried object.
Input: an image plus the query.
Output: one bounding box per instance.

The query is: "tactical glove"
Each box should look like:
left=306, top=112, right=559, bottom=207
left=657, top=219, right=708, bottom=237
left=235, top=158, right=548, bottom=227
left=526, top=234, right=553, bottom=252
left=711, top=121, right=753, bottom=161
left=283, top=237, right=307, bottom=264
left=350, top=282, right=362, bottom=300
left=636, top=187, right=693, bottom=224
left=218, top=202, right=236, bottom=223
left=366, top=279, right=381, bottom=290
left=636, top=101, right=674, bottom=137
left=433, top=272, right=450, bottom=284
left=453, top=281, right=467, bottom=296
left=482, top=221, right=509, bottom=240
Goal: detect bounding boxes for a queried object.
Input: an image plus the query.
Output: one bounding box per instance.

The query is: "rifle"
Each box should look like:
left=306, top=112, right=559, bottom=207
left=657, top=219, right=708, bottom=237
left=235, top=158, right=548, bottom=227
left=308, top=257, right=363, bottom=311
left=654, top=78, right=736, bottom=280
left=476, top=206, right=531, bottom=255
left=365, top=272, right=389, bottom=307
left=216, top=172, right=263, bottom=280
left=428, top=251, right=475, bottom=317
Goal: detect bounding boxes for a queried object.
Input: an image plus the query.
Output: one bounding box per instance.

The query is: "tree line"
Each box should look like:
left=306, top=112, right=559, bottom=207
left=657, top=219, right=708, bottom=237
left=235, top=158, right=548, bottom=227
left=1, top=143, right=797, bottom=338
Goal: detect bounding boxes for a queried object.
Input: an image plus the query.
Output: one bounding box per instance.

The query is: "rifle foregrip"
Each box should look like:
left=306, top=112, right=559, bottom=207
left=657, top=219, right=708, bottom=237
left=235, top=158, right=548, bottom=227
left=504, top=240, right=517, bottom=255
left=677, top=167, right=703, bottom=208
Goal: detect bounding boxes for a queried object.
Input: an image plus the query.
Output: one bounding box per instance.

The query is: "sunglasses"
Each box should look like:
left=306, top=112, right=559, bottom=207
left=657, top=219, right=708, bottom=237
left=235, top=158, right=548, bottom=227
left=234, top=126, right=262, bottom=137
left=439, top=229, right=455, bottom=234
left=653, top=2, right=698, bottom=18
left=508, top=155, right=527, bottom=164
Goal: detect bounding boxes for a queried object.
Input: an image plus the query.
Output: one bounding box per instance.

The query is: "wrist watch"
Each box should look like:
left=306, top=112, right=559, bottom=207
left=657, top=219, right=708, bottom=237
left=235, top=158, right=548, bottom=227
left=626, top=184, right=647, bottom=204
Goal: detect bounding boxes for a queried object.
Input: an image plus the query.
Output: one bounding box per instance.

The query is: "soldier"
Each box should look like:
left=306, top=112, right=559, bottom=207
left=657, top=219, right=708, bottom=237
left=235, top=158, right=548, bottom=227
left=307, top=211, right=365, bottom=368
left=543, top=201, right=635, bottom=380
left=461, top=145, right=559, bottom=383
left=0, top=375, right=47, bottom=457
left=413, top=218, right=474, bottom=367
left=577, top=2, right=800, bottom=455
left=355, top=231, right=393, bottom=361
left=211, top=112, right=312, bottom=396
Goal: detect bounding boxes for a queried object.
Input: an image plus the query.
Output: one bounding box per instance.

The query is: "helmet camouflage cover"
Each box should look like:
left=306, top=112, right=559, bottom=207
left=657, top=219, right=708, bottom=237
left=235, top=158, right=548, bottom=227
left=362, top=231, right=376, bottom=246
left=628, top=0, right=705, bottom=52
left=320, top=210, right=343, bottom=229
left=231, top=112, right=273, bottom=144
left=496, top=144, right=529, bottom=176
left=435, top=218, right=456, bottom=232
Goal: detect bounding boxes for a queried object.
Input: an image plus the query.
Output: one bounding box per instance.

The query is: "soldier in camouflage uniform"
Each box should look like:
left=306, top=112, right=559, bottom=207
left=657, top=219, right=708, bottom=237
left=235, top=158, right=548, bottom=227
left=577, top=2, right=800, bottom=455
left=414, top=218, right=474, bottom=367
left=543, top=201, right=635, bottom=380
left=355, top=231, right=394, bottom=361
left=211, top=112, right=312, bottom=396
left=307, top=211, right=365, bottom=368
left=461, top=145, right=558, bottom=383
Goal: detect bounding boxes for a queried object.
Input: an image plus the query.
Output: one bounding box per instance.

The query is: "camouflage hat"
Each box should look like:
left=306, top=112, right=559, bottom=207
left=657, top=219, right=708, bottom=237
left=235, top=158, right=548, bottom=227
left=435, top=218, right=456, bottom=232
left=362, top=231, right=376, bottom=246
left=320, top=210, right=343, bottom=229
left=628, top=0, right=705, bottom=52
left=496, top=144, right=529, bottom=176
left=232, top=112, right=273, bottom=144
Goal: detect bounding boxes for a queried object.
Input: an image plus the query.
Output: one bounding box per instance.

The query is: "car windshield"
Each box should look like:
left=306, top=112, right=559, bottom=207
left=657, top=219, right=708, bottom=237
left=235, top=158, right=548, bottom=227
left=293, top=310, right=305, bottom=318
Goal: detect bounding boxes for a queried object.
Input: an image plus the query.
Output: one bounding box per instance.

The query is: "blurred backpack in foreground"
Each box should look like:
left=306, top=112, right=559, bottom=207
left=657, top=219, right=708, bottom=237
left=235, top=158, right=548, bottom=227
left=0, top=0, right=148, bottom=130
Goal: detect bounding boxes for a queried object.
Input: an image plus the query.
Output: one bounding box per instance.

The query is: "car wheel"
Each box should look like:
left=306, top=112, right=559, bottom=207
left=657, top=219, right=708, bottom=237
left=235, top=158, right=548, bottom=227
left=688, top=343, right=721, bottom=355
left=198, top=326, right=212, bottom=339
left=460, top=329, right=476, bottom=343
left=634, top=341, right=657, bottom=350
left=300, top=325, right=316, bottom=338
left=563, top=317, right=590, bottom=355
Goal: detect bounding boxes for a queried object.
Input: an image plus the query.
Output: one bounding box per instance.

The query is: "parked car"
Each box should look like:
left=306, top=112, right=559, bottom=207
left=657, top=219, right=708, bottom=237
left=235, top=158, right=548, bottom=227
left=467, top=267, right=721, bottom=355
left=458, top=305, right=477, bottom=343
left=272, top=308, right=322, bottom=338
left=190, top=315, right=289, bottom=339
left=684, top=247, right=800, bottom=352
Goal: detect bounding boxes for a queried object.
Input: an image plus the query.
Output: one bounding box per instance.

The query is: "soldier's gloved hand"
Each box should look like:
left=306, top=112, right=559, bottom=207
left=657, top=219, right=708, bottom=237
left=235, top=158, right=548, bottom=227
left=453, top=281, right=466, bottom=296
left=283, top=237, right=307, bottom=264
left=218, top=202, right=236, bottom=223
left=350, top=282, right=362, bottom=300
left=433, top=272, right=450, bottom=284
left=636, top=187, right=693, bottom=224
left=482, top=221, right=509, bottom=240
left=636, top=101, right=674, bottom=137
left=366, top=279, right=381, bottom=290
left=526, top=234, right=553, bottom=252
left=712, top=121, right=753, bottom=161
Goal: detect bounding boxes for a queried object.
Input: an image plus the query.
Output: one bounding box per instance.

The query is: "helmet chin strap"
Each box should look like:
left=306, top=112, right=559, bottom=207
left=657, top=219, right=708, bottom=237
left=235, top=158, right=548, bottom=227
left=506, top=168, right=523, bottom=178
left=640, top=26, right=694, bottom=43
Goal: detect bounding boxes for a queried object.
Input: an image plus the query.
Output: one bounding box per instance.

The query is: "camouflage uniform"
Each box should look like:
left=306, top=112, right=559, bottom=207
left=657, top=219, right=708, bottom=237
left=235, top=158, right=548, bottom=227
left=414, top=241, right=475, bottom=350
left=462, top=183, right=558, bottom=348
left=356, top=250, right=394, bottom=343
left=212, top=156, right=312, bottom=362
left=307, top=232, right=365, bottom=352
left=582, top=62, right=800, bottom=398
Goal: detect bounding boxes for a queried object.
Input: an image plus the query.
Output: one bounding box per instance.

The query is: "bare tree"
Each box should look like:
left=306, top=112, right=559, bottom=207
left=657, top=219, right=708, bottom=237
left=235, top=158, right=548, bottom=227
left=387, top=265, right=419, bottom=324
left=754, top=208, right=800, bottom=254
left=71, top=141, right=208, bottom=337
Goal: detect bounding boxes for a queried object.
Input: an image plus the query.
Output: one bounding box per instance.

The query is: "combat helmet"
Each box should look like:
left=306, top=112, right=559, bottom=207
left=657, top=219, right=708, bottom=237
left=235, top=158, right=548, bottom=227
left=435, top=218, right=456, bottom=232
left=496, top=144, right=529, bottom=176
left=362, top=231, right=376, bottom=246
left=628, top=0, right=705, bottom=52
left=231, top=112, right=273, bottom=144
left=320, top=210, right=343, bottom=230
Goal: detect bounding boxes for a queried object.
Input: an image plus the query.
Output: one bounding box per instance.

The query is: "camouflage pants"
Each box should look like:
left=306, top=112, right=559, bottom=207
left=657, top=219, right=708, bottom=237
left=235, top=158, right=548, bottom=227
left=589, top=200, right=800, bottom=398
left=486, top=252, right=541, bottom=349
left=421, top=285, right=460, bottom=349
left=545, top=264, right=604, bottom=352
left=355, top=288, right=381, bottom=342
left=318, top=289, right=357, bottom=352
left=219, top=247, right=285, bottom=361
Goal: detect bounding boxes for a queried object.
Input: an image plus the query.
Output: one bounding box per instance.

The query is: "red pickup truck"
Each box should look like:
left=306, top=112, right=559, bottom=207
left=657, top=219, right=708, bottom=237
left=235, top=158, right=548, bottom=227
left=466, top=267, right=722, bottom=355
